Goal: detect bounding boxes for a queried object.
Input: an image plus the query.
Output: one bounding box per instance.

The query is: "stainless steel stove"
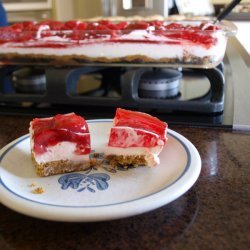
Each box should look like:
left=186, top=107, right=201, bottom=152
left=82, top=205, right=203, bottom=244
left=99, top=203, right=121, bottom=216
left=0, top=37, right=249, bottom=130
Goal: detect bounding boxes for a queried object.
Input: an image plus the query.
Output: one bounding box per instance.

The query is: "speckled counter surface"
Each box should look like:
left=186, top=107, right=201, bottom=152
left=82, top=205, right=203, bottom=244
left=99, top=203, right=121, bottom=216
left=0, top=115, right=249, bottom=250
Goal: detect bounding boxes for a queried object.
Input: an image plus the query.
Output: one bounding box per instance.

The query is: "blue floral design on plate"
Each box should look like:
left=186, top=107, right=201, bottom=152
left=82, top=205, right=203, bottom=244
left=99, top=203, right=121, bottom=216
left=57, top=149, right=135, bottom=193
left=58, top=171, right=110, bottom=193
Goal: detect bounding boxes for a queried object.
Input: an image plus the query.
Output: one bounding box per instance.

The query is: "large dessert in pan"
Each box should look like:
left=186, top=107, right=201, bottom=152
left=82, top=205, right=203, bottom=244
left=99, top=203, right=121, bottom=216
left=0, top=19, right=235, bottom=67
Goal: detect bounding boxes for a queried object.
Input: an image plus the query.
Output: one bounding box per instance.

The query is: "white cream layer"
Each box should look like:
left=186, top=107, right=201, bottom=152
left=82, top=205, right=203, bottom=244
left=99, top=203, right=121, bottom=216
left=33, top=141, right=89, bottom=164
left=0, top=30, right=227, bottom=61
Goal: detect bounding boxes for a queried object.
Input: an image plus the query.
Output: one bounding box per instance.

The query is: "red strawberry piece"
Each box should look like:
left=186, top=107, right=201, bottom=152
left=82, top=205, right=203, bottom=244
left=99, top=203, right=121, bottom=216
left=98, top=20, right=110, bottom=26
left=49, top=21, right=65, bottom=30
left=16, top=33, right=35, bottom=42
left=165, top=23, right=184, bottom=30
left=51, top=113, right=89, bottom=133
left=84, top=22, right=118, bottom=38
left=125, top=21, right=150, bottom=30
left=97, top=24, right=110, bottom=30
left=22, top=21, right=36, bottom=31
left=64, top=20, right=78, bottom=29
left=86, top=22, right=99, bottom=30
left=10, top=23, right=23, bottom=32
left=96, top=19, right=120, bottom=30
left=115, top=21, right=128, bottom=30
left=106, top=23, right=119, bottom=30
left=70, top=31, right=81, bottom=40
left=77, top=22, right=87, bottom=30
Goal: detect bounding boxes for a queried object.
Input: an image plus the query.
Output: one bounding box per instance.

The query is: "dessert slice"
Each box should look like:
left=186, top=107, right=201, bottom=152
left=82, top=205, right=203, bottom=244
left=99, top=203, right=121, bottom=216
left=105, top=108, right=168, bottom=167
left=29, top=113, right=91, bottom=177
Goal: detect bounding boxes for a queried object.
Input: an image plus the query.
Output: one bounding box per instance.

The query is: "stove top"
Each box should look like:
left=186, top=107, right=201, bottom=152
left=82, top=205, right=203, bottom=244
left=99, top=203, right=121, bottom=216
left=0, top=37, right=249, bottom=130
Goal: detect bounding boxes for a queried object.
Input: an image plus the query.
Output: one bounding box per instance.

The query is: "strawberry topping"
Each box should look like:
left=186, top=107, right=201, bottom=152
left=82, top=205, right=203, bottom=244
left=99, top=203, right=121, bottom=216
left=31, top=113, right=90, bottom=155
left=0, top=19, right=220, bottom=48
left=114, top=108, right=167, bottom=143
left=108, top=108, right=168, bottom=148
left=108, top=127, right=163, bottom=148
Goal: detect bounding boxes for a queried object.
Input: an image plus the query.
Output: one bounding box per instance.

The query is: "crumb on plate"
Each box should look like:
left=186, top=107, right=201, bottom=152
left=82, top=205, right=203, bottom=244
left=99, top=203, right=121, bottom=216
left=31, top=187, right=45, bottom=194
left=29, top=182, right=37, bottom=187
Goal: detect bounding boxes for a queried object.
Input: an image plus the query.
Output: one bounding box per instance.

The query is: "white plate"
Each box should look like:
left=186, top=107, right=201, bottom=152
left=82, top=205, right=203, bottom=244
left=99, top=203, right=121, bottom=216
left=0, top=119, right=201, bottom=222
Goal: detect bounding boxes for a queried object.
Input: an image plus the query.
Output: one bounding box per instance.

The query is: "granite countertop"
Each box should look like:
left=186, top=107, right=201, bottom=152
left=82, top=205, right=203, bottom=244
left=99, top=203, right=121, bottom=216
left=0, top=115, right=249, bottom=250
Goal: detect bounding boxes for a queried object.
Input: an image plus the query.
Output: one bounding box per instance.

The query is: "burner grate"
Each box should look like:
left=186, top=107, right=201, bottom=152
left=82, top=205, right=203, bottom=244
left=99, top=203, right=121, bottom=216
left=0, top=65, right=225, bottom=114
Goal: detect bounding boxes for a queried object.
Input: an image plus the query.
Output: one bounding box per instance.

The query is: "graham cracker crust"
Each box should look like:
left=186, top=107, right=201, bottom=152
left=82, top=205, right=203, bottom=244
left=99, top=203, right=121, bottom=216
left=31, top=152, right=91, bottom=177
left=105, top=154, right=148, bottom=168
left=0, top=53, right=212, bottom=66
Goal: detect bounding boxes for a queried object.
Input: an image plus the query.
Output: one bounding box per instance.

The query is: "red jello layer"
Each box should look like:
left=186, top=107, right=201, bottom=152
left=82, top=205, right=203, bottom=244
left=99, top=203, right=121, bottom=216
left=108, top=127, right=162, bottom=148
left=31, top=113, right=89, bottom=134
left=30, top=113, right=90, bottom=155
left=113, top=108, right=168, bottom=144
left=0, top=20, right=220, bottom=48
left=33, top=129, right=90, bottom=155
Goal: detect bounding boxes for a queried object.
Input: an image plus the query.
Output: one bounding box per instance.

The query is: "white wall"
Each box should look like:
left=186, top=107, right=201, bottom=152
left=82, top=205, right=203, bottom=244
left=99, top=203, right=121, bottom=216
left=54, top=0, right=250, bottom=21
left=53, top=0, right=75, bottom=21
left=74, top=0, right=102, bottom=19
left=212, top=0, right=250, bottom=3
left=54, top=0, right=102, bottom=21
